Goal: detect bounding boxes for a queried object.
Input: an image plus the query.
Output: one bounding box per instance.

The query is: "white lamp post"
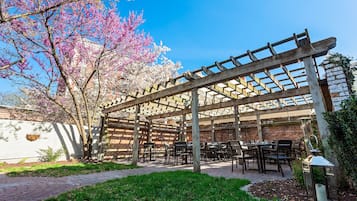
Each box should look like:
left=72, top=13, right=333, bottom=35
left=302, top=150, right=335, bottom=201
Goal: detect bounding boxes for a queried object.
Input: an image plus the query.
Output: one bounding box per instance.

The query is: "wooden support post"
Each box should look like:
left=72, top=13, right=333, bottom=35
left=256, top=111, right=263, bottom=141
left=183, top=116, right=187, bottom=142
left=234, top=104, right=240, bottom=140
left=303, top=57, right=335, bottom=160
left=210, top=118, right=215, bottom=142
left=132, top=105, right=140, bottom=166
left=98, top=114, right=108, bottom=161
left=304, top=56, right=339, bottom=198
left=180, top=114, right=187, bottom=141
left=191, top=88, right=201, bottom=172
left=148, top=119, right=152, bottom=143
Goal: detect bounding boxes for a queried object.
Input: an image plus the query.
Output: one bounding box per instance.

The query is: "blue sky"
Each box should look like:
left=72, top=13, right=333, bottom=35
left=117, top=0, right=357, bottom=73
left=1, top=0, right=356, bottom=92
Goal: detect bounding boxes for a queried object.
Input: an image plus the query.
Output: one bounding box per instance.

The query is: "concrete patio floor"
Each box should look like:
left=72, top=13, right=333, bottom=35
left=0, top=160, right=292, bottom=201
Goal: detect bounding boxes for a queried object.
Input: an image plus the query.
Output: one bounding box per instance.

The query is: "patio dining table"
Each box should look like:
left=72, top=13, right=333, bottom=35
left=245, top=142, right=272, bottom=173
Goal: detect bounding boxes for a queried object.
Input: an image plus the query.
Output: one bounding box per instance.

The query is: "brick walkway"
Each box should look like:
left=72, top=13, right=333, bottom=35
left=0, top=161, right=292, bottom=201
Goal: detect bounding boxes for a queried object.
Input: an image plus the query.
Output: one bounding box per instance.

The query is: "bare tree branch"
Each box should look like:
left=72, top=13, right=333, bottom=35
left=0, top=58, right=22, bottom=70
left=0, top=0, right=80, bottom=24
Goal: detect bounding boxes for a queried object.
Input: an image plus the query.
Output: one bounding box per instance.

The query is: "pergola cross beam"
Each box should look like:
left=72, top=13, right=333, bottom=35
left=147, top=86, right=310, bottom=119
left=103, top=37, right=335, bottom=114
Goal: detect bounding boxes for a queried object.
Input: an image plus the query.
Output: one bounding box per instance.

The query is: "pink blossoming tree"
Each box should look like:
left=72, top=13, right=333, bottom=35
left=0, top=0, right=179, bottom=159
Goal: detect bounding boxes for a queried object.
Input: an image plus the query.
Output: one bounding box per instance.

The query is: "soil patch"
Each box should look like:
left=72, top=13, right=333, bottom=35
left=248, top=179, right=357, bottom=201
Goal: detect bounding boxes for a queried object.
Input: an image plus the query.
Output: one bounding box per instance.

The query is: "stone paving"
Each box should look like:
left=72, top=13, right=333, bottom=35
left=0, top=160, right=292, bottom=201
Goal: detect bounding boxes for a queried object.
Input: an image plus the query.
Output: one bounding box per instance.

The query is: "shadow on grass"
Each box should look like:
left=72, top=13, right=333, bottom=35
left=2, top=162, right=138, bottom=177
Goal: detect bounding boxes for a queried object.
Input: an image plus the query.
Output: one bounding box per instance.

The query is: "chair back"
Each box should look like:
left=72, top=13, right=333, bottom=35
left=144, top=142, right=155, bottom=149
left=218, top=142, right=227, bottom=150
left=143, top=142, right=155, bottom=153
left=228, top=141, right=242, bottom=156
left=164, top=143, right=170, bottom=156
left=277, top=140, right=292, bottom=156
left=174, top=141, right=187, bottom=156
left=200, top=142, right=206, bottom=150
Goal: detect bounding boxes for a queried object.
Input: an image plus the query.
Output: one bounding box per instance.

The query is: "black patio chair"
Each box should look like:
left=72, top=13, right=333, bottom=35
left=206, top=142, right=219, bottom=160
left=142, top=142, right=155, bottom=162
left=262, top=140, right=293, bottom=177
left=164, top=143, right=173, bottom=164
left=228, top=140, right=258, bottom=174
left=173, top=141, right=188, bottom=165
left=216, top=142, right=228, bottom=160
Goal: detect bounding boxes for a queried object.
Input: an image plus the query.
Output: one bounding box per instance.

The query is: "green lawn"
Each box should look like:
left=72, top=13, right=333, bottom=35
left=47, top=171, right=264, bottom=201
left=0, top=162, right=137, bottom=177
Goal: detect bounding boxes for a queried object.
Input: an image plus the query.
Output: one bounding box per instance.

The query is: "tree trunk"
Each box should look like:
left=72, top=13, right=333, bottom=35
left=82, top=141, right=92, bottom=160
left=75, top=122, right=92, bottom=160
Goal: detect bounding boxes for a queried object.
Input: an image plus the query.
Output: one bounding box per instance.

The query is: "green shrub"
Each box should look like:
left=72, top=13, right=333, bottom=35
left=324, top=95, right=357, bottom=186
left=292, top=160, right=304, bottom=187
left=17, top=158, right=28, bottom=164
left=38, top=146, right=63, bottom=162
left=293, top=159, right=326, bottom=188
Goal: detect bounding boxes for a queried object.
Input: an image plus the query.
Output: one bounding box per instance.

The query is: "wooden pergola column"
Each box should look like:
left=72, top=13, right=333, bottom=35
left=180, top=114, right=187, bottom=141
left=256, top=111, right=263, bottom=141
left=148, top=119, right=152, bottom=143
left=98, top=113, right=108, bottom=161
left=191, top=88, right=201, bottom=172
left=210, top=118, right=215, bottom=142
left=233, top=104, right=240, bottom=140
left=304, top=57, right=331, bottom=159
left=304, top=56, right=339, bottom=197
left=303, top=57, right=335, bottom=161
left=132, top=105, right=140, bottom=165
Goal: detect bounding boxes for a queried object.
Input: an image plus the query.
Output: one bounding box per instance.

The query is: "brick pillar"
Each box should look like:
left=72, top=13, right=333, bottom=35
left=351, top=60, right=357, bottom=93
left=322, top=58, right=351, bottom=111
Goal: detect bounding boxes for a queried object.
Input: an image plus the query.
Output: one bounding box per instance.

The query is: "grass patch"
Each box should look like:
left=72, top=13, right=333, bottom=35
left=0, top=162, right=137, bottom=177
left=47, top=171, right=264, bottom=201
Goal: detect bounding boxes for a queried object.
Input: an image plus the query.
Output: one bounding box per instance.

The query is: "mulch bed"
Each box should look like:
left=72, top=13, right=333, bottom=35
left=248, top=179, right=357, bottom=201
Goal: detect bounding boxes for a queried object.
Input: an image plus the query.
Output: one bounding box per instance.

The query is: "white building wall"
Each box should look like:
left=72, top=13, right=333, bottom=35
left=0, top=119, right=100, bottom=163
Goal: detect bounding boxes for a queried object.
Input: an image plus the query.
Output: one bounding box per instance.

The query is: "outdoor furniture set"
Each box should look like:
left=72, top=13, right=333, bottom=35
left=142, top=140, right=296, bottom=177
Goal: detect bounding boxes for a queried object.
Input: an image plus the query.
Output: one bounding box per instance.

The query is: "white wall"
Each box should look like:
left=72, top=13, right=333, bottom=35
left=0, top=119, right=100, bottom=163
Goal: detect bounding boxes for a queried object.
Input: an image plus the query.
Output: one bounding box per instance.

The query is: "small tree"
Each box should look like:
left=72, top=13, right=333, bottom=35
left=0, top=1, right=179, bottom=159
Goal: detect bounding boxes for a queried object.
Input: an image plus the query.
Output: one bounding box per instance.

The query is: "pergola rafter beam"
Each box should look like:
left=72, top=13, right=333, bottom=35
left=147, top=86, right=310, bottom=119
left=249, top=73, right=271, bottom=93
left=264, top=69, right=285, bottom=91
left=103, top=37, right=335, bottom=114
left=282, top=65, right=299, bottom=88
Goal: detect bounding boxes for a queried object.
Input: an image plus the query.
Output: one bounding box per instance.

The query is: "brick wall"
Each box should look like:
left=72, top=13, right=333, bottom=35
left=0, top=106, right=43, bottom=122
left=186, top=121, right=304, bottom=143
left=352, top=60, right=357, bottom=93
left=262, top=123, right=303, bottom=141
left=322, top=58, right=351, bottom=111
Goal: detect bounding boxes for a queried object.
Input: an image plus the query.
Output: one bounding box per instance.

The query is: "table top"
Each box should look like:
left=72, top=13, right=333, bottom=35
left=245, top=142, right=272, bottom=147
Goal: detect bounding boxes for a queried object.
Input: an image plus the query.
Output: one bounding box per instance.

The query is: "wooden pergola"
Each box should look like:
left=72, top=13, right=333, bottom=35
left=102, top=30, right=336, bottom=172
